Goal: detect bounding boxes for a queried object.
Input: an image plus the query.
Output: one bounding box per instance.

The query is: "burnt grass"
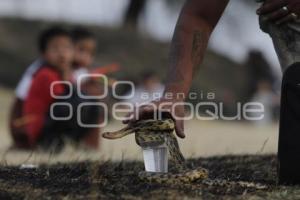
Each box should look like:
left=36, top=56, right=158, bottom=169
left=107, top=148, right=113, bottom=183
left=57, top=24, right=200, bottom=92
left=0, top=155, right=297, bottom=200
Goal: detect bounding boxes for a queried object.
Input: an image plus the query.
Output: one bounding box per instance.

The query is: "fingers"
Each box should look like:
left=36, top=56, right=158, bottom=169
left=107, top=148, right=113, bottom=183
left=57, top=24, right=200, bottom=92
left=175, top=119, right=185, bottom=139
left=257, top=0, right=287, bottom=15
left=122, top=100, right=186, bottom=139
left=257, top=0, right=299, bottom=25
left=261, top=5, right=289, bottom=22
left=122, top=113, right=131, bottom=124
left=276, top=12, right=298, bottom=24
left=122, top=105, right=155, bottom=124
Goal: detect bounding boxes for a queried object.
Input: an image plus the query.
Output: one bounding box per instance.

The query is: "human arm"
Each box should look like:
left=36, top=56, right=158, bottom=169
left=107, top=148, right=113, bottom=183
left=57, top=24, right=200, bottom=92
left=124, top=0, right=229, bottom=138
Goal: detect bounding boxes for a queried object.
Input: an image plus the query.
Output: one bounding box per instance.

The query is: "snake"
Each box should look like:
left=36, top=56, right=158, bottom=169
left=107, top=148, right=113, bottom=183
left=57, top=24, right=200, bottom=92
left=102, top=119, right=267, bottom=189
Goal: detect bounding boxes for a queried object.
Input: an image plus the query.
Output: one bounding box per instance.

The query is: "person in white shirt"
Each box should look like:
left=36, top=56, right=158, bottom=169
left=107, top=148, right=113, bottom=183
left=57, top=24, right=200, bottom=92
left=15, top=59, right=44, bottom=100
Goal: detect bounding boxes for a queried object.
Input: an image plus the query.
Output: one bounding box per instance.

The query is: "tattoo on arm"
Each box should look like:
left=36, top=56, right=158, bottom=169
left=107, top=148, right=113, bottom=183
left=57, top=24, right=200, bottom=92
left=167, top=28, right=207, bottom=85
left=191, top=30, right=205, bottom=70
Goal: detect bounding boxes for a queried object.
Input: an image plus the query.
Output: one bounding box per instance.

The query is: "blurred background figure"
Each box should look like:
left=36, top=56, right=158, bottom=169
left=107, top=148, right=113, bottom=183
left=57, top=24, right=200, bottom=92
left=125, top=71, right=164, bottom=105
left=250, top=80, right=280, bottom=126
left=9, top=26, right=108, bottom=152
left=11, top=27, right=75, bottom=150
left=244, top=50, right=280, bottom=124
left=70, top=27, right=102, bottom=150
left=123, top=0, right=146, bottom=30
left=243, top=50, right=277, bottom=101
left=9, top=58, right=44, bottom=149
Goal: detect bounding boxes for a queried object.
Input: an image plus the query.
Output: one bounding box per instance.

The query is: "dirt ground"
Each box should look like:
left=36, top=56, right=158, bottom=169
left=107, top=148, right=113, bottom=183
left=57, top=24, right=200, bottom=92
left=0, top=87, right=290, bottom=199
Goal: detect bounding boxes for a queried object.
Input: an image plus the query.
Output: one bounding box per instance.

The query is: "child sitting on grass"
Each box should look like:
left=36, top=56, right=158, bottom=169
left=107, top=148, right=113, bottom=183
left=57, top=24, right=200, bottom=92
left=24, top=27, right=74, bottom=149
left=69, top=27, right=120, bottom=150
left=13, top=27, right=102, bottom=151
left=70, top=27, right=102, bottom=150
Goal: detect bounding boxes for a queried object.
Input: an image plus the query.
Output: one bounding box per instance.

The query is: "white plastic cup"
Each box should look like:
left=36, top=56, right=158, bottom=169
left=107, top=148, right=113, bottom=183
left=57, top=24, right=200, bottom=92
left=142, top=145, right=168, bottom=173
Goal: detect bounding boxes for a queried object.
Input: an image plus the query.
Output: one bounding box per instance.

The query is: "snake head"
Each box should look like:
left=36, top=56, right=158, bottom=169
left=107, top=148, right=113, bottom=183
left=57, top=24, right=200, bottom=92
left=102, top=126, right=135, bottom=139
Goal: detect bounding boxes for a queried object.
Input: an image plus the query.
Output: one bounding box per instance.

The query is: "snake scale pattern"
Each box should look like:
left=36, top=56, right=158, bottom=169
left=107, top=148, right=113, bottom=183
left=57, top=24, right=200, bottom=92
left=102, top=119, right=267, bottom=189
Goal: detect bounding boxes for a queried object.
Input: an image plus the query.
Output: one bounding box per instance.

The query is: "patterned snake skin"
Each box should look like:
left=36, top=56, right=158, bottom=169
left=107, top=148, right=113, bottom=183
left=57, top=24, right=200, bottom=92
left=102, top=119, right=267, bottom=189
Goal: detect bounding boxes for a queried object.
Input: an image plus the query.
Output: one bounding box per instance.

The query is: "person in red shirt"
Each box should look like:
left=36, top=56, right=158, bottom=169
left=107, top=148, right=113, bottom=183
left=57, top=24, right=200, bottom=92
left=9, top=27, right=73, bottom=149
left=25, top=68, right=66, bottom=147
left=12, top=27, right=102, bottom=151
left=23, top=27, right=73, bottom=148
left=10, top=27, right=106, bottom=151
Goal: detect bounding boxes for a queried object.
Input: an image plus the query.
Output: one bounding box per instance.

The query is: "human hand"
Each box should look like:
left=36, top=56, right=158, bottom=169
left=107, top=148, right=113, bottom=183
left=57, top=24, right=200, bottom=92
left=122, top=98, right=186, bottom=138
left=257, top=0, right=300, bottom=25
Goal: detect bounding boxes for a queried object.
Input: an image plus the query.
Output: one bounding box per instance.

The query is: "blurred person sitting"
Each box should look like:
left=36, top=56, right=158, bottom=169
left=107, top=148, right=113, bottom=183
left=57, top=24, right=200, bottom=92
left=9, top=29, right=50, bottom=149
left=10, top=27, right=102, bottom=151
left=9, top=60, right=44, bottom=149
left=250, top=80, right=279, bottom=125
left=71, top=27, right=97, bottom=79
left=70, top=27, right=103, bottom=150
left=70, top=27, right=121, bottom=149
left=125, top=71, right=164, bottom=105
